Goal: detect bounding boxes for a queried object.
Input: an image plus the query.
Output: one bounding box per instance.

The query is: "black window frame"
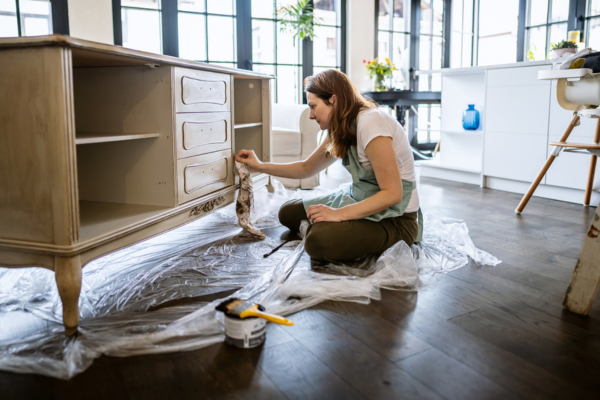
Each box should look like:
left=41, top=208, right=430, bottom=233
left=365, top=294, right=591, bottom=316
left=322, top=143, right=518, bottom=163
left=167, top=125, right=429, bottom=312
left=112, top=0, right=347, bottom=105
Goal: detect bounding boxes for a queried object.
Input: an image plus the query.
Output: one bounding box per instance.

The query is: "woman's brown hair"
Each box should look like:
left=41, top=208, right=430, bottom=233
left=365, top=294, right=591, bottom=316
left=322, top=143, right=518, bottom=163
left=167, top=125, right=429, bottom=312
left=304, top=69, right=376, bottom=159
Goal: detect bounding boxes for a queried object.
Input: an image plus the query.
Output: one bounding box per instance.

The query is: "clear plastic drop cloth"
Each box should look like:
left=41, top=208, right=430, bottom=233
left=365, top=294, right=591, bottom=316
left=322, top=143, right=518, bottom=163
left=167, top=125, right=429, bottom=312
left=0, top=179, right=500, bottom=379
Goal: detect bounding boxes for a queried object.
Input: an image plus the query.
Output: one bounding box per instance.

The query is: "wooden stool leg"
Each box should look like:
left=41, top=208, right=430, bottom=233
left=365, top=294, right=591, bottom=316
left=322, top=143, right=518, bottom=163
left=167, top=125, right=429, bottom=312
left=584, top=120, right=600, bottom=206
left=563, top=202, right=600, bottom=314
left=55, top=255, right=82, bottom=336
left=516, top=115, right=580, bottom=214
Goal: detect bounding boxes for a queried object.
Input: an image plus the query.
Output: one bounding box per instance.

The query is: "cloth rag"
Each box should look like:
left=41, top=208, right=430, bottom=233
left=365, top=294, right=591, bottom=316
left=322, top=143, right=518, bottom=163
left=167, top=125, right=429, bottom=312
left=235, top=161, right=266, bottom=239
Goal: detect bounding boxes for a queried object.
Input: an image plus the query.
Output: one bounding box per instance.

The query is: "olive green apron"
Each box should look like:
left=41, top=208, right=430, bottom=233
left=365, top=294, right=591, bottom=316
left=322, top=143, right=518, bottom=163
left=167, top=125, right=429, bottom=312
left=303, top=145, right=423, bottom=242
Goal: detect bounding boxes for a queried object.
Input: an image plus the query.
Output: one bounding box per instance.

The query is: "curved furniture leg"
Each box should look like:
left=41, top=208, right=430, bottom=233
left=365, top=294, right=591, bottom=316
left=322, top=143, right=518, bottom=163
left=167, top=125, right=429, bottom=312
left=516, top=115, right=580, bottom=214
left=55, top=255, right=82, bottom=336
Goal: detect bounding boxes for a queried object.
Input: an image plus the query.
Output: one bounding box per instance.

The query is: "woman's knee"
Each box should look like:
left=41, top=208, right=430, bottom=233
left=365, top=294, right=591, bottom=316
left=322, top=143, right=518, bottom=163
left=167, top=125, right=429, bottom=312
left=278, top=199, right=305, bottom=232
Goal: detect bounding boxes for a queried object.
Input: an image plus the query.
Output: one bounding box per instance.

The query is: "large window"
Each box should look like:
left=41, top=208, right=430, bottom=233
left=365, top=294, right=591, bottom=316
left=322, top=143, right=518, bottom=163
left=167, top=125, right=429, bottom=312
left=113, top=0, right=345, bottom=104
left=525, top=0, right=570, bottom=61
left=377, top=0, right=410, bottom=89
left=0, top=0, right=52, bottom=37
left=450, top=0, right=474, bottom=68
left=477, top=0, right=520, bottom=66
left=178, top=0, right=237, bottom=67
left=251, top=0, right=302, bottom=104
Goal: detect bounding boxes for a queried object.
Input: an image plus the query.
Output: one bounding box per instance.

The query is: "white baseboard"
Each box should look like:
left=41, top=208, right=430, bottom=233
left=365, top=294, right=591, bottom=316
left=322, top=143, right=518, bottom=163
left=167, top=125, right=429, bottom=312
left=418, top=165, right=482, bottom=185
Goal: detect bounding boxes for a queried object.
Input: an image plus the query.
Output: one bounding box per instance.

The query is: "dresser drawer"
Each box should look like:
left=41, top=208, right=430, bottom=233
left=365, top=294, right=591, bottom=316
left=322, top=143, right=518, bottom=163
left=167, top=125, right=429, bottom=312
left=176, top=112, right=231, bottom=158
left=177, top=149, right=233, bottom=204
left=174, top=67, right=231, bottom=113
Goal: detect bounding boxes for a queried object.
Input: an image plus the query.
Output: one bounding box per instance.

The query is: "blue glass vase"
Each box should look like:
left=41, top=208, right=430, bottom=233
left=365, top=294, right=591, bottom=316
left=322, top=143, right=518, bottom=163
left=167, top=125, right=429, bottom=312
left=462, top=104, right=480, bottom=130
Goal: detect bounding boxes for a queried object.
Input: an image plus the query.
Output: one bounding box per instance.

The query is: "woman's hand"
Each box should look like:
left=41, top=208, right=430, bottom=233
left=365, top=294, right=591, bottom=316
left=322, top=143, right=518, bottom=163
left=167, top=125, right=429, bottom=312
left=235, top=149, right=263, bottom=172
left=306, top=204, right=344, bottom=223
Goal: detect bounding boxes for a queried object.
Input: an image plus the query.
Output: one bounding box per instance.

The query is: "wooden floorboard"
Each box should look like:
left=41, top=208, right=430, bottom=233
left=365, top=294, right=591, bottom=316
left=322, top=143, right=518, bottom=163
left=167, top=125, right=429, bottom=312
left=2, top=170, right=600, bottom=399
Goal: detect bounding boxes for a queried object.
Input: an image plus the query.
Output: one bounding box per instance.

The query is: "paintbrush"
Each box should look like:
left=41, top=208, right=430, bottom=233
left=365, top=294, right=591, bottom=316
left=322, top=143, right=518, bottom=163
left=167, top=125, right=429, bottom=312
left=215, top=298, right=294, bottom=326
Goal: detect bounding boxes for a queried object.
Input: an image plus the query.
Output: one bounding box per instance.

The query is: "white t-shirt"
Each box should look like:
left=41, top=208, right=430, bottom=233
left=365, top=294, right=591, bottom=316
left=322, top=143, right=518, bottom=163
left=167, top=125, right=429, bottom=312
left=355, top=108, right=420, bottom=213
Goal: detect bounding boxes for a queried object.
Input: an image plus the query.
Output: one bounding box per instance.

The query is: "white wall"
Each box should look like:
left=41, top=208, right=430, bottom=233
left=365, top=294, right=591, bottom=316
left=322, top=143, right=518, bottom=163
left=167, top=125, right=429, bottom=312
left=347, top=0, right=375, bottom=92
left=68, top=0, right=113, bottom=44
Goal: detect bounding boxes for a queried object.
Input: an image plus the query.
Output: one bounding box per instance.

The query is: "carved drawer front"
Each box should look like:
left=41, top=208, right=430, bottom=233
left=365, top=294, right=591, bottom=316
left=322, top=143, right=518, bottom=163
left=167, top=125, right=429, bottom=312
left=174, top=67, right=230, bottom=113
left=176, top=112, right=231, bottom=159
left=177, top=149, right=233, bottom=204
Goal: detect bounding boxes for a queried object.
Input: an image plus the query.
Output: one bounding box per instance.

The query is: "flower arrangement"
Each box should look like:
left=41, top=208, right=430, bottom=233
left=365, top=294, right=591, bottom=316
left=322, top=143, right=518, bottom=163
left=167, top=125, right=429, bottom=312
left=551, top=40, right=577, bottom=51
left=363, top=57, right=397, bottom=91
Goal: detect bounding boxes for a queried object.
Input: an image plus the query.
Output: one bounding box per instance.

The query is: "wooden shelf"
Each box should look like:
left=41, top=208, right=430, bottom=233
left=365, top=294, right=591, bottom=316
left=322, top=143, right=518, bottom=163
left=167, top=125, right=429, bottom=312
left=75, top=132, right=160, bottom=145
left=234, top=122, right=262, bottom=129
left=79, top=201, right=171, bottom=242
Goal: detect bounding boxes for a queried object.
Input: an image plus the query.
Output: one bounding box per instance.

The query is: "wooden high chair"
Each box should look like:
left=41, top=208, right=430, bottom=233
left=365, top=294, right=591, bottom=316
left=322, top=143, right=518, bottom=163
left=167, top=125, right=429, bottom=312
left=516, top=68, right=600, bottom=214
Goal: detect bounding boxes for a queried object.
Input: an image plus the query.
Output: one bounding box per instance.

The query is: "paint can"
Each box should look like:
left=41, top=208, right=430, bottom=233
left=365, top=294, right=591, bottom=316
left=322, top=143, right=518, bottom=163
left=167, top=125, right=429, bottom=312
left=224, top=304, right=267, bottom=348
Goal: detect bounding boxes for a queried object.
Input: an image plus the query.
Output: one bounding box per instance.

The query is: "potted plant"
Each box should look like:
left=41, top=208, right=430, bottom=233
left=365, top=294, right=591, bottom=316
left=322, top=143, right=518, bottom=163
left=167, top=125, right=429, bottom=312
left=551, top=40, right=578, bottom=58
left=278, top=0, right=322, bottom=44
left=363, top=57, right=397, bottom=91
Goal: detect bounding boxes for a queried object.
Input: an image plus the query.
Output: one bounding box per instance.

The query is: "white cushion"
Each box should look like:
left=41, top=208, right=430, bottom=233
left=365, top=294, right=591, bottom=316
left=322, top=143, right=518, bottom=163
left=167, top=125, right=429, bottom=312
left=272, top=127, right=301, bottom=156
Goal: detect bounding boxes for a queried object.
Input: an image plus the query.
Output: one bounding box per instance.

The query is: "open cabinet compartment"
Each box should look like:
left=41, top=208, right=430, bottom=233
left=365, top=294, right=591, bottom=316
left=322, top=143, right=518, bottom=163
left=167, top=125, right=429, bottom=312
left=73, top=62, right=177, bottom=242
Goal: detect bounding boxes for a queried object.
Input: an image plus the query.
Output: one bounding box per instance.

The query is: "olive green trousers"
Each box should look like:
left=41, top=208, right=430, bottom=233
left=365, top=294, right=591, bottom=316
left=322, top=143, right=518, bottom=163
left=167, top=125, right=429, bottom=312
left=278, top=199, right=419, bottom=263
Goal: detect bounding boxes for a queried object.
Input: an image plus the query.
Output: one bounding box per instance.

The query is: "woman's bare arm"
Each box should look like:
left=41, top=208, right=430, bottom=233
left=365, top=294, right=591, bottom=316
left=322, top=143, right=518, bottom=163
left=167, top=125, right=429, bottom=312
left=235, top=136, right=337, bottom=179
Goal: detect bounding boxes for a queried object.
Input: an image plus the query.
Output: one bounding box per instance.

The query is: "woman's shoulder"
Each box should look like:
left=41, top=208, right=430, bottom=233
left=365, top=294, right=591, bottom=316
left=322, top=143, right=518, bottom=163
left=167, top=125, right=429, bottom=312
left=357, top=108, right=391, bottom=126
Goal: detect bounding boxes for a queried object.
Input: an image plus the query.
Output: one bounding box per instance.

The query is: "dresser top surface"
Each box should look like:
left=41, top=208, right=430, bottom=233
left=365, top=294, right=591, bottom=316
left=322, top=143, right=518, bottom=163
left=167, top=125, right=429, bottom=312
left=0, top=34, right=274, bottom=79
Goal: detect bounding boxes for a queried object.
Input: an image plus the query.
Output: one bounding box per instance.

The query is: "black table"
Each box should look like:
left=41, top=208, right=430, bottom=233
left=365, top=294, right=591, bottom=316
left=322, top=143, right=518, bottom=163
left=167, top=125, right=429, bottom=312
left=362, top=90, right=441, bottom=126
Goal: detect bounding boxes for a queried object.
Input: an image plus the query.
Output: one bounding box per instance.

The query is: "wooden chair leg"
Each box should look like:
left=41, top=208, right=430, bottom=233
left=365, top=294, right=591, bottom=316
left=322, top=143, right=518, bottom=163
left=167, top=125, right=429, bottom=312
left=55, top=255, right=82, bottom=336
left=584, top=120, right=600, bottom=206
left=515, top=115, right=580, bottom=214
left=563, top=201, right=600, bottom=314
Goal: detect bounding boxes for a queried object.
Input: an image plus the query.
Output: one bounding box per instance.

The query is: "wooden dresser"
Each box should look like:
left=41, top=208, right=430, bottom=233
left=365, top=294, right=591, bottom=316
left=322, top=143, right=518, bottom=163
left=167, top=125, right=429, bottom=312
left=0, top=35, right=274, bottom=335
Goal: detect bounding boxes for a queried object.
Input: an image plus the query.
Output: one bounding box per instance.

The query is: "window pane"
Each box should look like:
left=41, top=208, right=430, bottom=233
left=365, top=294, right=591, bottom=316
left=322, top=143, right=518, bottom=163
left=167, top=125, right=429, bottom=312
left=253, top=64, right=275, bottom=76
left=432, top=35, right=442, bottom=69
left=589, top=18, right=600, bottom=50
left=432, top=0, right=443, bottom=35
left=277, top=21, right=301, bottom=64
left=178, top=0, right=205, bottom=12
left=419, top=35, right=432, bottom=70
left=253, top=19, right=275, bottom=64
left=527, top=25, right=547, bottom=60
left=478, top=0, right=518, bottom=65
left=252, top=0, right=274, bottom=18
left=207, top=0, right=233, bottom=15
left=379, top=0, right=390, bottom=30
left=122, top=0, right=159, bottom=10
left=20, top=0, right=52, bottom=36
left=208, top=16, right=235, bottom=62
left=549, top=22, right=567, bottom=51
left=0, top=13, right=18, bottom=37
left=122, top=8, right=162, bottom=54
left=550, top=0, right=569, bottom=22
left=450, top=31, right=462, bottom=68
left=178, top=13, right=206, bottom=61
left=418, top=75, right=429, bottom=91
left=378, top=30, right=390, bottom=60
left=276, top=65, right=300, bottom=104
left=591, top=0, right=600, bottom=16
left=462, top=33, right=473, bottom=66
left=420, top=0, right=432, bottom=34
left=392, top=32, right=408, bottom=89
left=431, top=74, right=441, bottom=92
left=463, top=0, right=473, bottom=33
left=529, top=0, right=548, bottom=26
left=313, top=25, right=338, bottom=66
left=315, top=0, right=339, bottom=26
left=393, top=0, right=407, bottom=31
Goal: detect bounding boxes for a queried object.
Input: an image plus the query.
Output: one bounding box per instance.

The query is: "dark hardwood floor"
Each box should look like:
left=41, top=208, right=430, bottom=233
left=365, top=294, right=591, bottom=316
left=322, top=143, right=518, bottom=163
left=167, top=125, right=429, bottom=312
left=2, top=163, right=600, bottom=399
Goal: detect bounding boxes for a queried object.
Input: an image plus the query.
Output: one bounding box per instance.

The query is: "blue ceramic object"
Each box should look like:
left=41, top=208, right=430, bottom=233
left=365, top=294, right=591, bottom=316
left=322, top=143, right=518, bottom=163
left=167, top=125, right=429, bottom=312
left=462, top=104, right=480, bottom=130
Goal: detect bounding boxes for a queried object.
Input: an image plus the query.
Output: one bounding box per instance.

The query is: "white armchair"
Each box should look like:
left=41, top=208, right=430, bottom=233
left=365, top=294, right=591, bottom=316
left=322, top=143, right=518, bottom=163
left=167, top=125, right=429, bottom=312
left=271, top=104, right=321, bottom=189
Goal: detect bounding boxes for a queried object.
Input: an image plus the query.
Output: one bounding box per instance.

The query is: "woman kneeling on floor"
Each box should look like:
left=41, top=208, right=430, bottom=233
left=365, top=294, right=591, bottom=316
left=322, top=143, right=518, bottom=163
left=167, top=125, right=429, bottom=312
left=234, top=69, right=422, bottom=263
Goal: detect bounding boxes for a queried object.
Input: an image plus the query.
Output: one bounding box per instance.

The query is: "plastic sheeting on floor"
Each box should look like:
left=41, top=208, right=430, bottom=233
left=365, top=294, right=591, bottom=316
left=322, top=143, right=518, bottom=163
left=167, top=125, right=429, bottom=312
left=0, top=180, right=500, bottom=379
